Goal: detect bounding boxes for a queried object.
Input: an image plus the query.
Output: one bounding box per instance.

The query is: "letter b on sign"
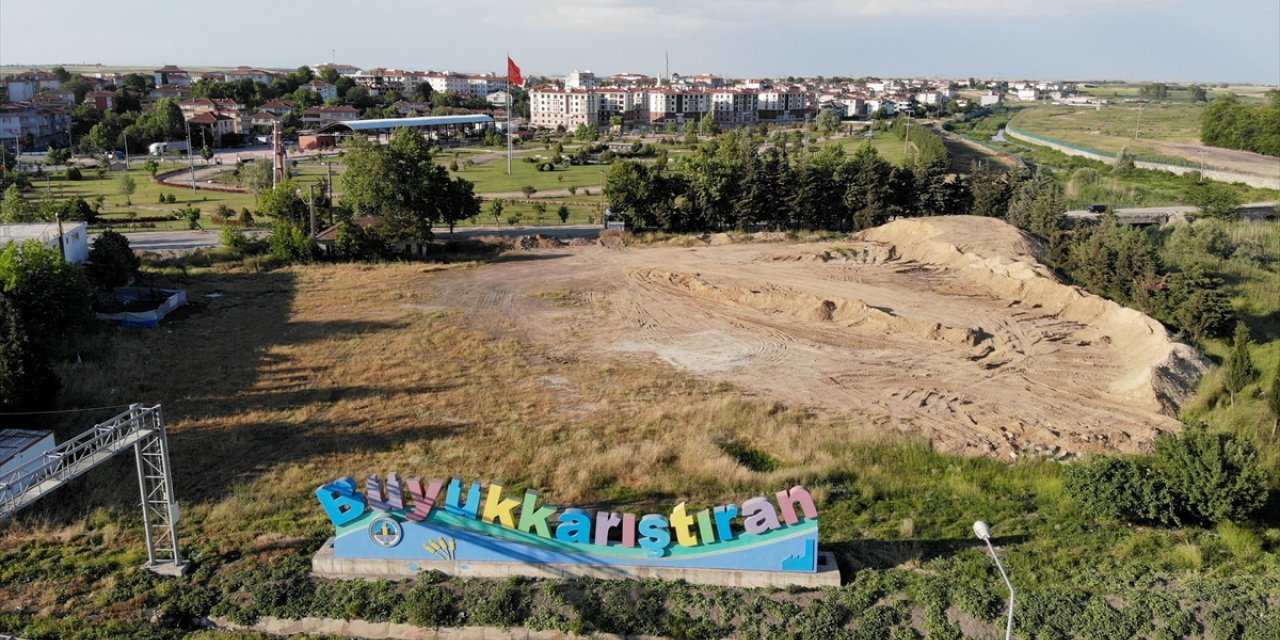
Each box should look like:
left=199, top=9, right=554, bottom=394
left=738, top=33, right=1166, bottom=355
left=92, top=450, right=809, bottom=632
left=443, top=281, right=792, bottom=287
left=317, top=477, right=368, bottom=526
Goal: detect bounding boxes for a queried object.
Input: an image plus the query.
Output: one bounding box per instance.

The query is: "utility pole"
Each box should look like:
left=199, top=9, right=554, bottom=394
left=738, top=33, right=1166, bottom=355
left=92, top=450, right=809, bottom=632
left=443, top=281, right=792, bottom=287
left=123, top=130, right=130, bottom=171
left=308, top=184, right=317, bottom=238
left=186, top=122, right=196, bottom=191
left=55, top=208, right=66, bottom=262
left=326, top=161, right=334, bottom=223
left=1133, top=104, right=1143, bottom=142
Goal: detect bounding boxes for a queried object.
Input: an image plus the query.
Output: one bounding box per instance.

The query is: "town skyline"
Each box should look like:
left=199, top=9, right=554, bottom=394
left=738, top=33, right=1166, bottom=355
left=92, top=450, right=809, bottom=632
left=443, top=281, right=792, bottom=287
left=2, top=0, right=1278, bottom=84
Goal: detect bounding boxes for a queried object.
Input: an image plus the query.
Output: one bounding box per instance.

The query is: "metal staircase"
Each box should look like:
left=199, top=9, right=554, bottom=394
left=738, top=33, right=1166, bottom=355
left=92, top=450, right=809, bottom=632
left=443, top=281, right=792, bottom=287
left=0, top=404, right=186, bottom=575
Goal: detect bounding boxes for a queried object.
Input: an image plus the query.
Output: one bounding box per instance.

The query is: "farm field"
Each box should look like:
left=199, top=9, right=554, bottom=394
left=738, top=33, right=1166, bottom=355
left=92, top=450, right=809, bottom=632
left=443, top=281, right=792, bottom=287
left=1009, top=104, right=1280, bottom=177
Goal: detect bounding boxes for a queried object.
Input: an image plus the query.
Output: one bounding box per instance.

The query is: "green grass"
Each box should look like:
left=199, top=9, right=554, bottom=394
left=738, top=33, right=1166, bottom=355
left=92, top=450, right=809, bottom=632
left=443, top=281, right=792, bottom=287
left=443, top=156, right=606, bottom=195
left=1009, top=103, right=1204, bottom=157
left=826, top=132, right=911, bottom=166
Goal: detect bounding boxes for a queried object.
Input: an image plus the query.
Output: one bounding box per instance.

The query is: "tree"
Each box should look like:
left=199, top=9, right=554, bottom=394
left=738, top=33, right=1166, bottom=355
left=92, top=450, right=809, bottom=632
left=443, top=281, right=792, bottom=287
left=1, top=184, right=38, bottom=223
left=143, top=159, right=160, bottom=178
left=46, top=147, right=71, bottom=166
left=521, top=185, right=537, bottom=198
left=116, top=173, right=136, bottom=205
left=201, top=145, right=214, bottom=162
left=1154, top=427, right=1269, bottom=524
left=441, top=178, right=480, bottom=233
left=1188, top=85, right=1208, bottom=103
left=489, top=199, right=505, bottom=225
left=86, top=230, right=140, bottom=290
left=259, top=181, right=308, bottom=227
left=814, top=109, right=840, bottom=136
left=268, top=222, right=316, bottom=262
left=1187, top=181, right=1243, bottom=219
left=699, top=111, right=720, bottom=137
left=557, top=204, right=570, bottom=224
left=1223, top=321, right=1256, bottom=406
left=0, top=293, right=60, bottom=412
left=0, top=240, right=92, bottom=354
left=240, top=159, right=274, bottom=200
left=532, top=202, right=547, bottom=224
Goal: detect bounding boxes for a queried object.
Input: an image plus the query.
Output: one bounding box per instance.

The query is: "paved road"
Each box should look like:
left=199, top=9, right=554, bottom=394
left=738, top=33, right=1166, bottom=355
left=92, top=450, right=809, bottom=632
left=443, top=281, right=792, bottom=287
left=117, top=230, right=227, bottom=252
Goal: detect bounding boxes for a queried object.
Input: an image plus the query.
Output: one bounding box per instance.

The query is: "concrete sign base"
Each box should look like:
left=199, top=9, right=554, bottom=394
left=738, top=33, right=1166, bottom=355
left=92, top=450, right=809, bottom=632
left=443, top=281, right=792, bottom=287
left=312, top=537, right=842, bottom=589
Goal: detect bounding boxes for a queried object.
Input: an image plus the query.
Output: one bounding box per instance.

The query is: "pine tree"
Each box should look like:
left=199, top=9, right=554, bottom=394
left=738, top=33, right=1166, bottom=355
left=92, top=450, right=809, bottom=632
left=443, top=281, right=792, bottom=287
left=1223, top=321, right=1256, bottom=406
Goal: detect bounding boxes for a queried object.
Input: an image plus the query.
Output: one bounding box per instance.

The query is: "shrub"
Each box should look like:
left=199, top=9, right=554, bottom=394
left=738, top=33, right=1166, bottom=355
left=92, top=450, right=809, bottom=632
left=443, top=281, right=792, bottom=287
left=1065, top=456, right=1178, bottom=524
left=86, top=230, right=140, bottom=290
left=1154, top=427, right=1269, bottom=524
left=64, top=167, right=82, bottom=181
left=400, top=582, right=459, bottom=627
left=268, top=222, right=316, bottom=263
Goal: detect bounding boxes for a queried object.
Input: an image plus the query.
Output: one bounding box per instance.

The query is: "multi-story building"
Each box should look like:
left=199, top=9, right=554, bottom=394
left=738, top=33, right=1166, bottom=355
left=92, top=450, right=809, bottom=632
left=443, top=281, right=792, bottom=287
left=84, top=90, right=117, bottom=112
left=756, top=86, right=807, bottom=122
left=223, top=67, right=280, bottom=85
left=180, top=98, right=248, bottom=133
left=303, top=80, right=339, bottom=102
left=0, top=103, right=70, bottom=151
left=4, top=70, right=62, bottom=102
left=596, top=87, right=649, bottom=127
left=529, top=87, right=599, bottom=130
left=301, top=105, right=360, bottom=126
left=188, top=111, right=237, bottom=145
left=154, top=65, right=191, bottom=87
left=610, top=73, right=654, bottom=87
left=426, top=72, right=471, bottom=97
left=647, top=88, right=710, bottom=124
left=710, top=89, right=758, bottom=124
left=565, top=70, right=597, bottom=90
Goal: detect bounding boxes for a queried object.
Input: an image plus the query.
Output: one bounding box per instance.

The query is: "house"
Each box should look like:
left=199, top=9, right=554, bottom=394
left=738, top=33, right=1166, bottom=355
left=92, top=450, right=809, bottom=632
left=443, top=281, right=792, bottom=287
left=390, top=100, right=432, bottom=116
left=301, top=105, right=360, bottom=126
left=258, top=99, right=296, bottom=116
left=1016, top=86, right=1041, bottom=102
left=0, top=222, right=90, bottom=263
left=223, top=67, right=279, bottom=85
left=980, top=92, right=1003, bottom=107
left=187, top=111, right=236, bottom=145
left=250, top=110, right=283, bottom=128
left=4, top=70, right=62, bottom=102
left=303, top=80, right=338, bottom=102
left=487, top=90, right=511, bottom=107
left=154, top=65, right=191, bottom=87
left=310, top=63, right=361, bottom=76
left=84, top=90, right=117, bottom=111
left=147, top=85, right=192, bottom=102
left=180, top=98, right=248, bottom=133
left=0, top=103, right=71, bottom=152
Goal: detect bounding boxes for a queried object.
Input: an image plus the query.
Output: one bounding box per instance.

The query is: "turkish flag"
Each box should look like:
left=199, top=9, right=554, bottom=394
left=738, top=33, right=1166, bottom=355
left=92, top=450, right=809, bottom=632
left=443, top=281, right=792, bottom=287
left=507, top=56, right=524, bottom=88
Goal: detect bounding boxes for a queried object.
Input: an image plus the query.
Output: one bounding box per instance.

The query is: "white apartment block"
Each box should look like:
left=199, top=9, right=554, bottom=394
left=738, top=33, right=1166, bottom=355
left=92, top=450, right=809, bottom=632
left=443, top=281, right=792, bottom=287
left=597, top=88, right=649, bottom=125
left=530, top=87, right=599, bottom=129
left=566, top=70, right=598, bottom=90
left=710, top=90, right=758, bottom=124
left=647, top=89, right=712, bottom=124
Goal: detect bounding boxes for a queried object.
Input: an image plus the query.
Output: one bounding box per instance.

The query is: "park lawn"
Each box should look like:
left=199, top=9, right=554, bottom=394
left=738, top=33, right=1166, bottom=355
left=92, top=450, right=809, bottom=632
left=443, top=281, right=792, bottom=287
left=1078, top=83, right=1273, bottom=104
left=444, top=154, right=607, bottom=195
left=827, top=131, right=912, bottom=166
left=1009, top=103, right=1205, bottom=157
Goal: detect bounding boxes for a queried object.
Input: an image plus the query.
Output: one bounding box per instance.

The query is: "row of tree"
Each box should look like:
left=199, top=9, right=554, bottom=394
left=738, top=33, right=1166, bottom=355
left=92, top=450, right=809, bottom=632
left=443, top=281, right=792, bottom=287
left=603, top=124, right=967, bottom=233
left=1200, top=93, right=1280, bottom=157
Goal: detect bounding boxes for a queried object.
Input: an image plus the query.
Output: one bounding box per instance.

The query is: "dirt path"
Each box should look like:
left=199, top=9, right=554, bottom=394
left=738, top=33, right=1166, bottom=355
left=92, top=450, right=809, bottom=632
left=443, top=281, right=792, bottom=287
left=1150, top=140, right=1280, bottom=179
left=413, top=217, right=1205, bottom=459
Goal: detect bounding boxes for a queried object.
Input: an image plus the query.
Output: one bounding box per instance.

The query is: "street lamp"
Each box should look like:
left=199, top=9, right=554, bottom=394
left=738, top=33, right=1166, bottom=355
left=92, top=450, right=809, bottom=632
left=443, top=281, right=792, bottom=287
left=973, top=521, right=1015, bottom=640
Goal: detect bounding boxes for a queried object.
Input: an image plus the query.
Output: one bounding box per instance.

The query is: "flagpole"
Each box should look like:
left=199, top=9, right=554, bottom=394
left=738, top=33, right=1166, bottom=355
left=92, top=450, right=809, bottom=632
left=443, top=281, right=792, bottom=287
left=507, top=52, right=513, bottom=175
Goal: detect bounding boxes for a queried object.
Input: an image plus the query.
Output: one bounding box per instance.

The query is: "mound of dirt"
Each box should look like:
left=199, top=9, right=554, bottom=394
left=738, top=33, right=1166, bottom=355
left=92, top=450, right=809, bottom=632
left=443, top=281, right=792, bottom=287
left=427, top=215, right=1208, bottom=457
left=647, top=270, right=982, bottom=347
left=858, top=216, right=1209, bottom=413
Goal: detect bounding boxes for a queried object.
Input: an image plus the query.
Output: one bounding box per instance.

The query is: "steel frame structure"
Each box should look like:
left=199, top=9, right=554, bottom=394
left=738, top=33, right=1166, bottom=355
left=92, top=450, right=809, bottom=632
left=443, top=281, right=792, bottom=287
left=0, top=404, right=186, bottom=575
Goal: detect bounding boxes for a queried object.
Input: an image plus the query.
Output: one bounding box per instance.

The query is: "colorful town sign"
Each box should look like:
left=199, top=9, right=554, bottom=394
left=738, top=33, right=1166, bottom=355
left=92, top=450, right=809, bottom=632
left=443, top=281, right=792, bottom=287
left=316, top=475, right=820, bottom=573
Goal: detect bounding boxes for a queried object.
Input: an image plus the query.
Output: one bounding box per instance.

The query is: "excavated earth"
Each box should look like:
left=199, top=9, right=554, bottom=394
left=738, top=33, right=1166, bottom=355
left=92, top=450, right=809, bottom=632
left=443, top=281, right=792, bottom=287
left=421, top=216, right=1208, bottom=459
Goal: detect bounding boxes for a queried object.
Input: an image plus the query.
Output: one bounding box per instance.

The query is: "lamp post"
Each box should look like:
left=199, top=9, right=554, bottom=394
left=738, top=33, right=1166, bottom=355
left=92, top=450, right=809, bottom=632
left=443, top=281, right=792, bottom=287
left=974, top=521, right=1015, bottom=640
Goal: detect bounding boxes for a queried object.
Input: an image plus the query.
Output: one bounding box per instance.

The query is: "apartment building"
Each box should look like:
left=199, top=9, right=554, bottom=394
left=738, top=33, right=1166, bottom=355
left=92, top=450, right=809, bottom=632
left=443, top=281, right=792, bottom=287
left=647, top=88, right=710, bottom=124
left=756, top=86, right=807, bottom=122
left=4, top=70, right=62, bottom=102
left=596, top=88, right=649, bottom=126
left=566, top=70, right=598, bottom=90
left=154, top=65, right=191, bottom=87
left=0, top=103, right=70, bottom=151
left=710, top=89, right=758, bottom=124
left=180, top=98, right=248, bottom=134
left=529, top=87, right=599, bottom=129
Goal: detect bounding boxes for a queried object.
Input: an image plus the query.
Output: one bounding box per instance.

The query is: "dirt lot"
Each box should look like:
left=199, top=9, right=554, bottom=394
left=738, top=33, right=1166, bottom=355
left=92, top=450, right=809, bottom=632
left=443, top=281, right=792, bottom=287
left=419, top=217, right=1207, bottom=459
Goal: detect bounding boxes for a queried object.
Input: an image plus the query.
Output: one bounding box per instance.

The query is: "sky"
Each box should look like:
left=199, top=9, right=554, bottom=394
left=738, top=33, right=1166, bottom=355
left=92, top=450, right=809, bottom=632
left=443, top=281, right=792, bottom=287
left=2, top=0, right=1277, bottom=84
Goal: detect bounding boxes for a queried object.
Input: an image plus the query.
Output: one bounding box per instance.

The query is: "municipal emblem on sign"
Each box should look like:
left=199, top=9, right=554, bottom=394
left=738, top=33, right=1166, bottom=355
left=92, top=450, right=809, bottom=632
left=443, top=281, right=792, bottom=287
left=368, top=517, right=403, bottom=548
